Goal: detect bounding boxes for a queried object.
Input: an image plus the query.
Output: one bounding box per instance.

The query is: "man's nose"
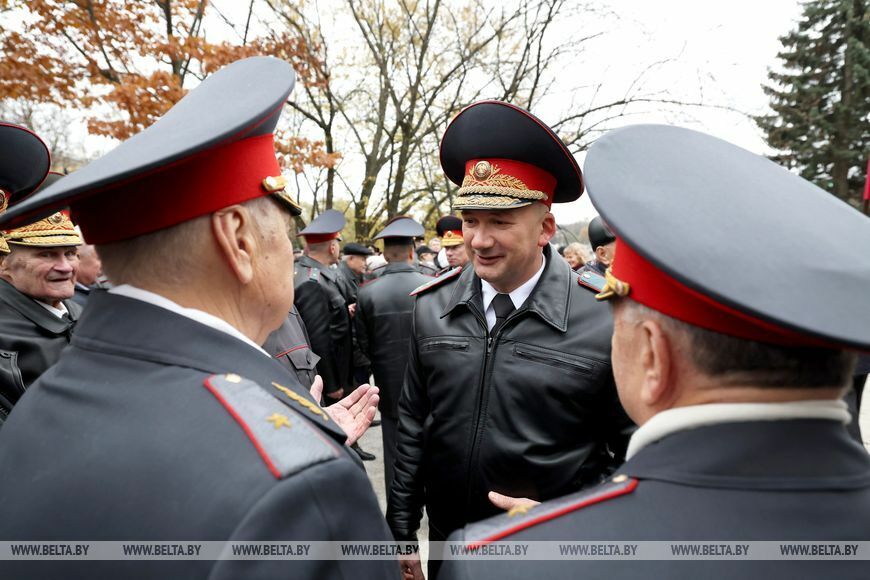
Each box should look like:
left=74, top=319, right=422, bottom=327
left=469, top=227, right=493, bottom=250
left=54, top=255, right=76, bottom=273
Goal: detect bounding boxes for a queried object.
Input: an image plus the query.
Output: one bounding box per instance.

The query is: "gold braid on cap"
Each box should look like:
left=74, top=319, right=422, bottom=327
left=456, top=161, right=548, bottom=204
left=595, top=267, right=631, bottom=301
left=0, top=190, right=8, bottom=253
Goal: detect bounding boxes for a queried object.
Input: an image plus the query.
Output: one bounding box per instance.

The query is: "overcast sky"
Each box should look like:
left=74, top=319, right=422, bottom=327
left=548, top=0, right=805, bottom=224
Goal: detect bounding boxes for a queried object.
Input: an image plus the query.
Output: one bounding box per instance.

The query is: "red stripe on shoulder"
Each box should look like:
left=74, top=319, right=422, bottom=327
left=468, top=478, right=638, bottom=548
left=203, top=375, right=282, bottom=480
left=274, top=344, right=308, bottom=358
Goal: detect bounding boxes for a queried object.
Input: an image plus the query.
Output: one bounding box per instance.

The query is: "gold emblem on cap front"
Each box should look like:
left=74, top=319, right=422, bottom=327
left=48, top=213, right=64, bottom=225
left=0, top=190, right=7, bottom=213
left=472, top=161, right=492, bottom=180
left=262, top=175, right=288, bottom=193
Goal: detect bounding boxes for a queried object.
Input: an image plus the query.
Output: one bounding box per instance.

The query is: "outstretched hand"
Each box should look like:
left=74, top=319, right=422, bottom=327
left=310, top=375, right=379, bottom=446
left=488, top=491, right=540, bottom=513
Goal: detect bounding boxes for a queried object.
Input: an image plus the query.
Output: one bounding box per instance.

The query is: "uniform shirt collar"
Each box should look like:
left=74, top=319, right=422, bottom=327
left=480, top=253, right=546, bottom=329
left=36, top=299, right=69, bottom=318
left=627, top=399, right=851, bottom=459
left=108, top=284, right=270, bottom=357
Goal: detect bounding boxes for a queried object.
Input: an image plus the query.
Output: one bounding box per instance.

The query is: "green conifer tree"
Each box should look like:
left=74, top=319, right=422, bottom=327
left=756, top=0, right=869, bottom=207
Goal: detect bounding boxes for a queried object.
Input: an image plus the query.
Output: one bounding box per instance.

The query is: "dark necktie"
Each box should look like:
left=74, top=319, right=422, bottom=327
left=491, top=293, right=515, bottom=335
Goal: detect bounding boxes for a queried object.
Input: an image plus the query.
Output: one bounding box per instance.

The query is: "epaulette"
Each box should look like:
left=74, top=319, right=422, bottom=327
left=203, top=373, right=340, bottom=480
left=463, top=475, right=638, bottom=548
left=577, top=269, right=607, bottom=293
left=410, top=266, right=461, bottom=296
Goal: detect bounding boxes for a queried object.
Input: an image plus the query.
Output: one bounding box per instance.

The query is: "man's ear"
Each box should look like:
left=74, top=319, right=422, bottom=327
left=211, top=205, right=257, bottom=285
left=639, top=319, right=676, bottom=409
left=539, top=210, right=557, bottom=247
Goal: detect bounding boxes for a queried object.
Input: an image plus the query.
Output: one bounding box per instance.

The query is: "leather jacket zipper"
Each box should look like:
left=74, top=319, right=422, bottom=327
left=465, top=306, right=519, bottom=509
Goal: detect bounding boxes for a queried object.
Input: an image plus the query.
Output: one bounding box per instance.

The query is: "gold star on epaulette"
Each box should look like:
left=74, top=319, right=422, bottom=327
left=507, top=504, right=533, bottom=518
left=266, top=413, right=292, bottom=429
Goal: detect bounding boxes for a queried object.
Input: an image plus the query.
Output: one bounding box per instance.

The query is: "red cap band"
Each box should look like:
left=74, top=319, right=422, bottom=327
left=611, top=238, right=834, bottom=348
left=72, top=134, right=281, bottom=244
left=463, top=158, right=557, bottom=207
left=302, top=232, right=340, bottom=244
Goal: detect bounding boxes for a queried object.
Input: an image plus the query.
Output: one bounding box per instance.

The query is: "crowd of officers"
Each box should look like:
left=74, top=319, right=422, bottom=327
left=0, top=57, right=869, bottom=580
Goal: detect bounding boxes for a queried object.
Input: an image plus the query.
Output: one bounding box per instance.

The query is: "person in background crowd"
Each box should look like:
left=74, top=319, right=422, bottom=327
left=336, top=241, right=378, bottom=461
left=562, top=242, right=589, bottom=271
left=340, top=242, right=373, bottom=294
left=356, top=216, right=433, bottom=496
left=415, top=245, right=437, bottom=272
left=580, top=216, right=616, bottom=276
left=71, top=243, right=103, bottom=306
left=294, top=209, right=354, bottom=405
left=0, top=57, right=396, bottom=580
left=441, top=124, right=870, bottom=580
left=435, top=215, right=468, bottom=275
left=389, top=101, right=632, bottom=580
left=0, top=127, right=82, bottom=424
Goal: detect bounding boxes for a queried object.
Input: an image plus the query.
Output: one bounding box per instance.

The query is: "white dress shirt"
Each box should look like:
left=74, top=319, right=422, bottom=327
left=37, top=300, right=69, bottom=318
left=626, top=399, right=851, bottom=459
left=480, top=254, right=546, bottom=331
left=109, top=284, right=271, bottom=357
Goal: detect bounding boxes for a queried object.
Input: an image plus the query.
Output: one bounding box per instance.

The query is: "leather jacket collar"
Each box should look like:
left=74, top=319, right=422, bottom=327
left=0, top=278, right=79, bottom=333
left=442, top=245, right=572, bottom=332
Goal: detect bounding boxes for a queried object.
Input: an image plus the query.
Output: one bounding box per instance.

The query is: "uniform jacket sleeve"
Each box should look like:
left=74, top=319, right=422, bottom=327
left=208, top=457, right=401, bottom=580
left=294, top=280, right=341, bottom=393
left=354, top=297, right=372, bottom=363
left=386, top=311, right=430, bottom=541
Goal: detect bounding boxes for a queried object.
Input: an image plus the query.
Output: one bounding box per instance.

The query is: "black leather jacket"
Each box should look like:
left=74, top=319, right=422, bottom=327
left=0, top=279, right=81, bottom=423
left=387, top=248, right=633, bottom=540
left=293, top=255, right=353, bottom=394
left=355, top=262, right=432, bottom=418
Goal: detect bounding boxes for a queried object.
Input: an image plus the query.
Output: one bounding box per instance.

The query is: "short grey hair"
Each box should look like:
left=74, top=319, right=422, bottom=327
left=618, top=298, right=856, bottom=389
left=98, top=196, right=279, bottom=287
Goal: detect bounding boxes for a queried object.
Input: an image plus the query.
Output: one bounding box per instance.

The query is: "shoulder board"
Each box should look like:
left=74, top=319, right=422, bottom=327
left=463, top=476, right=638, bottom=548
left=203, top=374, right=340, bottom=480
left=410, top=266, right=460, bottom=296
left=577, top=269, right=607, bottom=293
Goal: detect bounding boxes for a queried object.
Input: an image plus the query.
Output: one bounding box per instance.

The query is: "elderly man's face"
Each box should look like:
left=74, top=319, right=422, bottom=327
left=345, top=254, right=367, bottom=275
left=444, top=243, right=468, bottom=268
left=76, top=245, right=102, bottom=286
left=462, top=203, right=555, bottom=293
left=429, top=238, right=442, bottom=252
left=0, top=245, right=79, bottom=306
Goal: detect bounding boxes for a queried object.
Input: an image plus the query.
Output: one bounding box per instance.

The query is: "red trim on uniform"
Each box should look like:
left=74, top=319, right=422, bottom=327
left=71, top=134, right=281, bottom=245
left=203, top=376, right=282, bottom=480
left=301, top=232, right=340, bottom=244
left=466, top=158, right=557, bottom=207
left=468, top=479, right=638, bottom=548
left=612, top=239, right=837, bottom=348
left=274, top=344, right=308, bottom=358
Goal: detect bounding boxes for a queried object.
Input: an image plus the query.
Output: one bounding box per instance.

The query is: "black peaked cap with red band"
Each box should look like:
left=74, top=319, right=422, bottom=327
left=0, top=123, right=51, bottom=208
left=0, top=57, right=300, bottom=243
left=440, top=100, right=582, bottom=210
left=585, top=124, right=870, bottom=351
